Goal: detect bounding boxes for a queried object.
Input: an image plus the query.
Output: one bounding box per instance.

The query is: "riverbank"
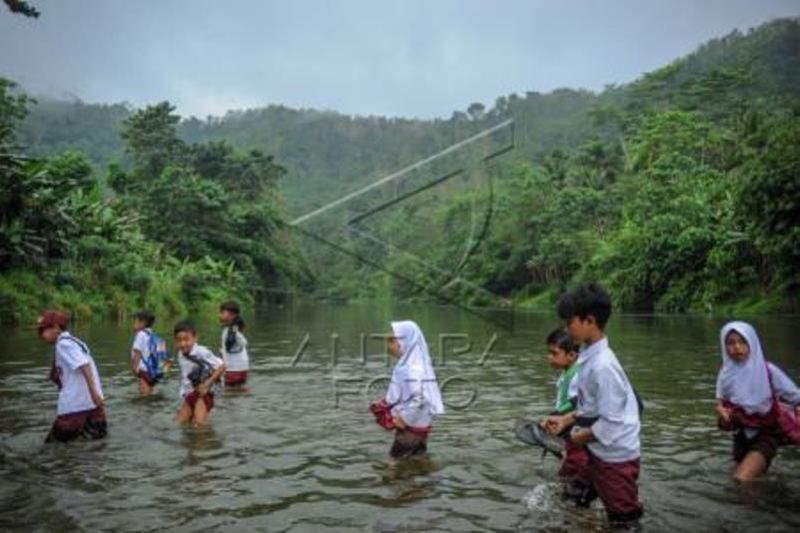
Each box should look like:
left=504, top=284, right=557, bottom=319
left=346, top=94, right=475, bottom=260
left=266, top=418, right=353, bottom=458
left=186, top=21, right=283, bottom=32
left=513, top=282, right=800, bottom=315
left=0, top=266, right=248, bottom=325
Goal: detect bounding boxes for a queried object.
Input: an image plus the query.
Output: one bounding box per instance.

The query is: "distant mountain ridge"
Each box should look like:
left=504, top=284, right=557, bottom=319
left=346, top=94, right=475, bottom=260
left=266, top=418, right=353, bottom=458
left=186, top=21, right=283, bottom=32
left=16, top=17, right=800, bottom=209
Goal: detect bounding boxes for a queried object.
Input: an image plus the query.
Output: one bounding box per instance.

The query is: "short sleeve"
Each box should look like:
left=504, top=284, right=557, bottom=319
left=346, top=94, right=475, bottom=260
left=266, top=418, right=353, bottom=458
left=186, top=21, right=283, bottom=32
left=132, top=331, right=149, bottom=356
left=57, top=340, right=89, bottom=371
left=200, top=347, right=224, bottom=369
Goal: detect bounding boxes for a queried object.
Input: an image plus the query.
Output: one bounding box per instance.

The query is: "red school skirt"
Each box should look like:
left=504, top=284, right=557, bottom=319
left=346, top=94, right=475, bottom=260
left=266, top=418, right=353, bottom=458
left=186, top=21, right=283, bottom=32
left=225, top=370, right=248, bottom=386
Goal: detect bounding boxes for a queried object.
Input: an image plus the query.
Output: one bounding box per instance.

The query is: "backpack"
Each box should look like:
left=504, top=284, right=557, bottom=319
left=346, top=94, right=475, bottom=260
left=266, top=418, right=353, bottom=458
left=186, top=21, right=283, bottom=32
left=143, top=330, right=169, bottom=382
left=766, top=363, right=800, bottom=444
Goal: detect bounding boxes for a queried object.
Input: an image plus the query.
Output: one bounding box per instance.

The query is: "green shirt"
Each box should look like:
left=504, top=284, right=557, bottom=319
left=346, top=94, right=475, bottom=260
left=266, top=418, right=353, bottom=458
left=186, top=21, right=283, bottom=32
left=554, top=363, right=580, bottom=414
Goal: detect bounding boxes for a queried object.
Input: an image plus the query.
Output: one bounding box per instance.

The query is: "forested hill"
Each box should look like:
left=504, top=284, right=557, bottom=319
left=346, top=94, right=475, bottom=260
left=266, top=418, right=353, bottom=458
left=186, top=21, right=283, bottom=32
left=19, top=19, right=800, bottom=208
left=7, top=17, right=800, bottom=316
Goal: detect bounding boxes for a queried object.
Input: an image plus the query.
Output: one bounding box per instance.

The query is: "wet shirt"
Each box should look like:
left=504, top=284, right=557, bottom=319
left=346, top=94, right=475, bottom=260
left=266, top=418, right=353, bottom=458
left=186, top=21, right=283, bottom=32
left=178, top=344, right=223, bottom=398
left=574, top=337, right=641, bottom=462
left=54, top=332, right=104, bottom=415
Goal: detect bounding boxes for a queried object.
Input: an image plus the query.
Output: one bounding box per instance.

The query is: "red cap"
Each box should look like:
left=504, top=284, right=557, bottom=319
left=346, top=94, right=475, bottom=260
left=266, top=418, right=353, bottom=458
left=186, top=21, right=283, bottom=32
left=37, top=310, right=69, bottom=332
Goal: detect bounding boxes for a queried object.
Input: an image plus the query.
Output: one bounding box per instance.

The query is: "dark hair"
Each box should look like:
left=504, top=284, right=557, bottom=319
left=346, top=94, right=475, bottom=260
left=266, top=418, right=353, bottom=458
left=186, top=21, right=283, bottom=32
left=173, top=319, right=197, bottom=336
left=546, top=328, right=579, bottom=353
left=134, top=309, right=156, bottom=328
left=232, top=315, right=245, bottom=331
left=556, top=282, right=612, bottom=330
left=219, top=301, right=241, bottom=315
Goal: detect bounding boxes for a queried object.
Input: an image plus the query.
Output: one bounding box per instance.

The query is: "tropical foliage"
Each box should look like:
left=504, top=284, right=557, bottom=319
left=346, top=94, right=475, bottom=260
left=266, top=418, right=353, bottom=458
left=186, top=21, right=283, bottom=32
left=4, top=18, right=800, bottom=318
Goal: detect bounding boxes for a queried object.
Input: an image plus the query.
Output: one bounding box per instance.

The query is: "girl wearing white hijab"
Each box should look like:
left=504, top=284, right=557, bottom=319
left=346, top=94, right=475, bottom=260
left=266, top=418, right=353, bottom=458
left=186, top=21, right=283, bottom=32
left=384, top=320, right=444, bottom=459
left=715, top=321, right=800, bottom=482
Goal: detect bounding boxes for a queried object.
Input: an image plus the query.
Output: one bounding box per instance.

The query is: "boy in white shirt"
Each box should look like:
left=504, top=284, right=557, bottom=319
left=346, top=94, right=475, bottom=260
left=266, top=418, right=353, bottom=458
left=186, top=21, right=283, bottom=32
left=37, top=310, right=107, bottom=443
left=544, top=283, right=643, bottom=527
left=174, top=320, right=225, bottom=425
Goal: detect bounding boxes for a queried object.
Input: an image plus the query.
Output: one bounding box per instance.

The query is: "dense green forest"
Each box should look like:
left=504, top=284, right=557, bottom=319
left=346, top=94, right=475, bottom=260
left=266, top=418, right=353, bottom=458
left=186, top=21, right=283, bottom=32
left=2, top=18, right=799, bottom=322
left=0, top=83, right=309, bottom=322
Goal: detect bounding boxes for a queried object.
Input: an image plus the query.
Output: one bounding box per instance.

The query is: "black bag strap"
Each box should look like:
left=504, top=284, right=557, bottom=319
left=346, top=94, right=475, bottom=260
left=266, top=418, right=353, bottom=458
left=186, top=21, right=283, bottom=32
left=183, top=352, right=210, bottom=370
left=59, top=334, right=89, bottom=355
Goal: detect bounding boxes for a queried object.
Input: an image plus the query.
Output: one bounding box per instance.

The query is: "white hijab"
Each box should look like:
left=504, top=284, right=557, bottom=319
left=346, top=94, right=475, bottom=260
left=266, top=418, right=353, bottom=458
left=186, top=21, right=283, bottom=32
left=715, top=321, right=772, bottom=415
left=386, top=320, right=445, bottom=415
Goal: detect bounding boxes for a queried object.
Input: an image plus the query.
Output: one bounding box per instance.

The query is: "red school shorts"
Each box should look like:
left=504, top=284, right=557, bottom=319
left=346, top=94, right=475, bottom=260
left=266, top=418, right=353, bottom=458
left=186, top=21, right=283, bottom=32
left=224, top=370, right=248, bottom=386
left=184, top=390, right=215, bottom=412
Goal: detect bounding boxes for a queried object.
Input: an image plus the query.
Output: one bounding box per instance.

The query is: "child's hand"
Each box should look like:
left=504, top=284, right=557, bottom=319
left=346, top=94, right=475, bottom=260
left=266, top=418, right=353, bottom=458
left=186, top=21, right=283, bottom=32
left=392, top=416, right=406, bottom=430
left=93, top=395, right=106, bottom=408
left=543, top=415, right=568, bottom=436
left=715, top=402, right=732, bottom=425
left=570, top=427, right=593, bottom=447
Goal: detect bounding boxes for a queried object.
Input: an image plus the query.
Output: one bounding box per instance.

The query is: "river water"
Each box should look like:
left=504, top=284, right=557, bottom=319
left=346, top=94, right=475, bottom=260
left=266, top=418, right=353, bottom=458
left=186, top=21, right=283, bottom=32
left=1, top=303, right=798, bottom=531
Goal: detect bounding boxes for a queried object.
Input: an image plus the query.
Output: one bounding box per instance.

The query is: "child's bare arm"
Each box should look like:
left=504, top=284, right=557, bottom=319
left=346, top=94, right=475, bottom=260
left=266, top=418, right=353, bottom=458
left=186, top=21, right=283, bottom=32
left=80, top=364, right=105, bottom=407
left=131, top=350, right=142, bottom=376
left=570, top=427, right=595, bottom=446
left=198, top=364, right=226, bottom=396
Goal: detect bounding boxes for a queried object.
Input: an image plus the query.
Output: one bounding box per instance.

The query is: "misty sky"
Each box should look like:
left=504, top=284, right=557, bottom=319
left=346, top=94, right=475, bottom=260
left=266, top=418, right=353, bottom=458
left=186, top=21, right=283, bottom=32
left=1, top=0, right=799, bottom=119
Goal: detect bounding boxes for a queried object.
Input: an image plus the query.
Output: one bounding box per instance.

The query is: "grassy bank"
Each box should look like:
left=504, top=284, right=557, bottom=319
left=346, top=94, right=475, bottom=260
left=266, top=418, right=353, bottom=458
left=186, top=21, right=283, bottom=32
left=0, top=264, right=249, bottom=325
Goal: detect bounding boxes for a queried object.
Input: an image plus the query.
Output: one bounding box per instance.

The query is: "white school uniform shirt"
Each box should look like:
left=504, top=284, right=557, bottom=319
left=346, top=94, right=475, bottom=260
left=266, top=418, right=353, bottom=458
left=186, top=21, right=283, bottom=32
left=54, top=331, right=104, bottom=415
left=177, top=343, right=224, bottom=398
left=574, top=337, right=641, bottom=463
left=131, top=329, right=151, bottom=372
left=220, top=326, right=249, bottom=372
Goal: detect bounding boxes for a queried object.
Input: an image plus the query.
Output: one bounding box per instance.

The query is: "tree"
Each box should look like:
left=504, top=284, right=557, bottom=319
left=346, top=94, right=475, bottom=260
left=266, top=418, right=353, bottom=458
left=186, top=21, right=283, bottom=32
left=736, top=113, right=800, bottom=281
left=119, top=101, right=185, bottom=181
left=467, top=102, right=485, bottom=121
left=3, top=0, right=39, bottom=17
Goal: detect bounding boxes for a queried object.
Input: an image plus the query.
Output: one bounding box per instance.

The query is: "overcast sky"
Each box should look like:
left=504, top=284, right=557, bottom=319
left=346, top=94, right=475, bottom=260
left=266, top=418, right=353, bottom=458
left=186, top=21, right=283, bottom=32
left=1, top=0, right=798, bottom=119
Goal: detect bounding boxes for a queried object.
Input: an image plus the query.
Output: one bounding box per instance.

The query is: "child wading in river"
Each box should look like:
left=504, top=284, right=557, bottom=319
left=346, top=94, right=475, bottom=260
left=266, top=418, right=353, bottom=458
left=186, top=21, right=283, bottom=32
left=130, top=309, right=170, bottom=396
left=544, top=283, right=643, bottom=528
left=174, top=320, right=225, bottom=425
left=543, top=327, right=588, bottom=480
left=716, top=321, right=800, bottom=482
left=219, top=301, right=249, bottom=388
left=38, top=310, right=107, bottom=443
left=370, top=320, right=444, bottom=462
